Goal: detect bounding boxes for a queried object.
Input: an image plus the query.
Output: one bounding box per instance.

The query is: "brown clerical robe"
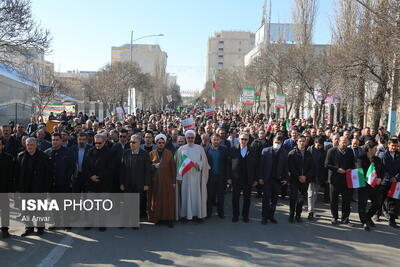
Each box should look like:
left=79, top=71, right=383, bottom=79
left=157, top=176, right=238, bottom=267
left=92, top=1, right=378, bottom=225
left=148, top=149, right=177, bottom=223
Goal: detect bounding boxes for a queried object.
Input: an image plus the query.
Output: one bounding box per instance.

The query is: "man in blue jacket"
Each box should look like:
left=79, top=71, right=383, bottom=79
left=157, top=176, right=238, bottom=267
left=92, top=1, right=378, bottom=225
left=377, top=139, right=400, bottom=228
left=259, top=136, right=289, bottom=224
left=205, top=134, right=229, bottom=219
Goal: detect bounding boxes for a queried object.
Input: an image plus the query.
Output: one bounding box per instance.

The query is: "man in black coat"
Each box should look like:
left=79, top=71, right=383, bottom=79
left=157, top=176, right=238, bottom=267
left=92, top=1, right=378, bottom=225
left=251, top=129, right=272, bottom=198
left=259, top=136, right=289, bottom=224
left=45, top=133, right=75, bottom=193
left=1, top=125, right=20, bottom=158
left=84, top=134, right=118, bottom=231
left=0, top=137, right=14, bottom=238
left=288, top=135, right=315, bottom=223
left=325, top=136, right=355, bottom=225
left=228, top=133, right=257, bottom=223
left=356, top=141, right=384, bottom=231
left=307, top=137, right=327, bottom=219
left=85, top=134, right=118, bottom=194
left=15, top=137, right=52, bottom=236
left=45, top=133, right=75, bottom=230
left=120, top=134, right=151, bottom=218
left=70, top=132, right=92, bottom=193
left=204, top=134, right=229, bottom=219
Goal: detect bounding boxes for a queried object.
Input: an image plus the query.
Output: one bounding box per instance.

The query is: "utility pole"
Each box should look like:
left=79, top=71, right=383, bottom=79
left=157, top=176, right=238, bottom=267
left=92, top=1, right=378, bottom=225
left=130, top=30, right=133, bottom=64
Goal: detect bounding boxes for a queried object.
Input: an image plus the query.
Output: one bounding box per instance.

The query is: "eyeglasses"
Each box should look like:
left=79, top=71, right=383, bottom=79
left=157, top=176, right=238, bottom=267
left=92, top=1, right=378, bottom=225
left=186, top=137, right=195, bottom=139
left=131, top=141, right=138, bottom=144
left=240, top=138, right=248, bottom=141
left=157, top=142, right=165, bottom=144
left=94, top=142, right=103, bottom=145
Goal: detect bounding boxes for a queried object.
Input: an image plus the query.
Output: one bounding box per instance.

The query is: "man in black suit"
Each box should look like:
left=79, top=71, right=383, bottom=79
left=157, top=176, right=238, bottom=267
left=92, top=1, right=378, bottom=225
left=71, top=132, right=92, bottom=193
left=251, top=129, right=272, bottom=198
left=288, top=135, right=315, bottom=223
left=204, top=134, right=229, bottom=219
left=0, top=137, right=14, bottom=238
left=15, top=137, right=52, bottom=236
left=259, top=136, right=289, bottom=224
left=120, top=134, right=151, bottom=218
left=112, top=129, right=130, bottom=159
left=228, top=133, right=257, bottom=223
left=85, top=134, right=118, bottom=231
left=325, top=136, right=355, bottom=225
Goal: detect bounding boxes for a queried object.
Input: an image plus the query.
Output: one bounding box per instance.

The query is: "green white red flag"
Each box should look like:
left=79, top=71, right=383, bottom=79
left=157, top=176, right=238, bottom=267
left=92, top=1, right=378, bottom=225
left=285, top=120, right=290, bottom=132
left=388, top=181, right=400, bottom=200
left=365, top=163, right=378, bottom=188
left=178, top=153, right=195, bottom=177
left=346, top=168, right=366, bottom=189
left=212, top=72, right=217, bottom=104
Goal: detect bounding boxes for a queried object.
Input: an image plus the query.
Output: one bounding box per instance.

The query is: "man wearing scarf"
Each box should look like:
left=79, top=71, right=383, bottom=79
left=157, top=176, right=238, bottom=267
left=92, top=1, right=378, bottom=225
left=147, top=134, right=177, bottom=228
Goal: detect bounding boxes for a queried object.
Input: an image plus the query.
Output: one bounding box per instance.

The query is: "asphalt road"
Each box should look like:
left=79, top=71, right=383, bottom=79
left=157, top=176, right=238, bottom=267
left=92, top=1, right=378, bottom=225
left=1, top=193, right=399, bottom=267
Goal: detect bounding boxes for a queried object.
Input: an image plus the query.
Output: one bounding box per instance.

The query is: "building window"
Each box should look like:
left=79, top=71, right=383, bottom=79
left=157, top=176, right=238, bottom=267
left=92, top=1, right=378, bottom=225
left=218, top=62, right=223, bottom=67
left=218, top=55, right=224, bottom=59
left=238, top=48, right=241, bottom=52
left=218, top=48, right=224, bottom=52
left=219, top=40, right=224, bottom=45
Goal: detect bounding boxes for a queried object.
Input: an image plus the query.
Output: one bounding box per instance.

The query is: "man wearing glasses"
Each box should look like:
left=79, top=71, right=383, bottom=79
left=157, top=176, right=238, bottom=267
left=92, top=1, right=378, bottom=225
left=112, top=129, right=130, bottom=159
left=228, top=132, right=257, bottom=223
left=120, top=135, right=151, bottom=220
left=148, top=134, right=177, bottom=228
left=176, top=130, right=210, bottom=223
left=86, top=134, right=118, bottom=231
left=141, top=131, right=157, bottom=153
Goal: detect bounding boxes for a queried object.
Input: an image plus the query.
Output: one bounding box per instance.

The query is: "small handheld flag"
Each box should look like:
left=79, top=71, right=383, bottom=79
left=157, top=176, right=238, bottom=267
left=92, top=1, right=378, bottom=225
left=388, top=182, right=400, bottom=200
left=346, top=168, right=366, bottom=189
left=178, top=153, right=196, bottom=177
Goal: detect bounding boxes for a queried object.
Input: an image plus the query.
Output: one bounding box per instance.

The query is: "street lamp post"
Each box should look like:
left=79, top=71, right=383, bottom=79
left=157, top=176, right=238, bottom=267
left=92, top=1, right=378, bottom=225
left=128, top=31, right=164, bottom=114
left=130, top=31, right=164, bottom=64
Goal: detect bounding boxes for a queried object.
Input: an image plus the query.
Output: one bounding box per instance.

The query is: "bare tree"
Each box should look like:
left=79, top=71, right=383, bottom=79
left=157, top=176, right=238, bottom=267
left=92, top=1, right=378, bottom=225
left=0, top=0, right=51, bottom=65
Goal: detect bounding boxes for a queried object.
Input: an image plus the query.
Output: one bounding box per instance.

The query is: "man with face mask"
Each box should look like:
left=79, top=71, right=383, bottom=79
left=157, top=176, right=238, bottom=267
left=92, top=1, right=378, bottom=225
left=307, top=137, right=327, bottom=220
left=259, top=136, right=289, bottom=224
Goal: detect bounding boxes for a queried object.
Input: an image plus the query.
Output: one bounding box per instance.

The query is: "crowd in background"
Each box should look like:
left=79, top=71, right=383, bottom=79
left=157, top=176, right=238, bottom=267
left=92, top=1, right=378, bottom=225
left=0, top=108, right=399, bottom=238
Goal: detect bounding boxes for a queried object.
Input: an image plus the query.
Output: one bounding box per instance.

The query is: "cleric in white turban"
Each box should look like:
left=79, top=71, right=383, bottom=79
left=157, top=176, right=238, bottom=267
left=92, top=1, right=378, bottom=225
left=176, top=128, right=210, bottom=222
left=155, top=133, right=167, bottom=143
left=184, top=130, right=196, bottom=138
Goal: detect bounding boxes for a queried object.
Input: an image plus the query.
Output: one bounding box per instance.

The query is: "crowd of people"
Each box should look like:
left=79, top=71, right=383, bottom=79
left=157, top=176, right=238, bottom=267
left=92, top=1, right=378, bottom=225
left=0, top=109, right=399, bottom=239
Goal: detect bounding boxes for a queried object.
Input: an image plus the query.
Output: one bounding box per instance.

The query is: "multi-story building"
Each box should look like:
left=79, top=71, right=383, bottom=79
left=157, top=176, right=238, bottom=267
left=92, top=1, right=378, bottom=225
left=206, top=31, right=255, bottom=81
left=111, top=44, right=167, bottom=78
left=245, top=23, right=299, bottom=66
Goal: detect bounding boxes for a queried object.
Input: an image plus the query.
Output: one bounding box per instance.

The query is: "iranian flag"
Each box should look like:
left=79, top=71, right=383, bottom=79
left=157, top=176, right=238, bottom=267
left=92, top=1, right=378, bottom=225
left=285, top=119, right=290, bottom=132
left=346, top=168, right=366, bottom=189
left=266, top=116, right=273, bottom=131
left=178, top=153, right=195, bottom=177
left=212, top=72, right=217, bottom=104
left=387, top=182, right=400, bottom=200
left=365, top=163, right=378, bottom=188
